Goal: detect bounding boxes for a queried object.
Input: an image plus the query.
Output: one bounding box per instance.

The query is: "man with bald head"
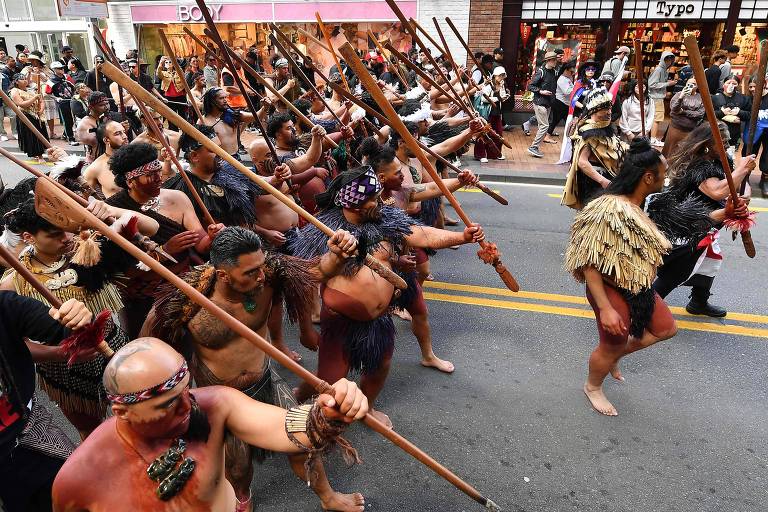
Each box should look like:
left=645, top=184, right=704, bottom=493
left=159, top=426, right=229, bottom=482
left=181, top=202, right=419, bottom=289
left=82, top=120, right=129, bottom=199
left=52, top=337, right=368, bottom=512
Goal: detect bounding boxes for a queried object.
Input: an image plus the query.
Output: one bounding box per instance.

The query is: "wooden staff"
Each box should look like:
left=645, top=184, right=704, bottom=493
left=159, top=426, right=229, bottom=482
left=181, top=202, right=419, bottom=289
left=159, top=29, right=205, bottom=123
left=367, top=30, right=411, bottom=91
left=101, top=60, right=406, bottom=290
left=410, top=17, right=447, bottom=58
left=684, top=35, right=756, bottom=257
left=210, top=37, right=340, bottom=150
left=0, top=88, right=52, bottom=149
left=325, top=77, right=508, bottom=205
left=743, top=40, right=768, bottom=193
left=315, top=14, right=351, bottom=93
left=445, top=17, right=489, bottom=82
left=93, top=31, right=217, bottom=227
left=109, top=40, right=127, bottom=115
left=33, top=174, right=497, bottom=512
left=340, top=43, right=519, bottom=294
left=298, top=28, right=342, bottom=61
left=633, top=40, right=646, bottom=138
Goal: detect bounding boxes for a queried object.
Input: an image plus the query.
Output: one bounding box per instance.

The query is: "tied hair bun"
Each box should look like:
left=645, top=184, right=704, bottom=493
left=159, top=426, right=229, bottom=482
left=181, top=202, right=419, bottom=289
left=358, top=136, right=383, bottom=160
left=629, top=137, right=653, bottom=155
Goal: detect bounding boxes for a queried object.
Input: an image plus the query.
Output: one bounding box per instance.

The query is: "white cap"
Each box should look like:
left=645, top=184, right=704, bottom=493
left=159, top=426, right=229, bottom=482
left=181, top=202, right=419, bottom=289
left=493, top=66, right=506, bottom=77
left=50, top=61, right=65, bottom=69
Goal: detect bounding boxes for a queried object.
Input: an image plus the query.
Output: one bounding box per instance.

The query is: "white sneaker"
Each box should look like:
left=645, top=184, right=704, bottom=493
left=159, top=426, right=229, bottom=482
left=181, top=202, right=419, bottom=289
left=497, top=155, right=506, bottom=160
left=480, top=157, right=488, bottom=163
left=0, top=135, right=7, bottom=142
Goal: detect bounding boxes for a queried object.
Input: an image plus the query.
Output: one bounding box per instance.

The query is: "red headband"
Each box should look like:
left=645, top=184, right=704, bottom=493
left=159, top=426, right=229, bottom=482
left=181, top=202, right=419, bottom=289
left=125, top=159, right=162, bottom=181
left=106, top=361, right=189, bottom=404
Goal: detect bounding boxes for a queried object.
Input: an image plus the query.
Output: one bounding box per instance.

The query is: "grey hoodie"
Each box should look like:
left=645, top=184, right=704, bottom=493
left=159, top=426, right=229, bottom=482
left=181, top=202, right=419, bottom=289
left=647, top=51, right=675, bottom=100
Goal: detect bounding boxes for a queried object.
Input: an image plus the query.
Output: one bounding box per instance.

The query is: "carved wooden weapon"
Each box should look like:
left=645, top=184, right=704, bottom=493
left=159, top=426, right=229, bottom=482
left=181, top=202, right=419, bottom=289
left=633, top=40, right=646, bottom=138
left=684, top=35, right=756, bottom=257
left=340, top=43, right=519, bottom=293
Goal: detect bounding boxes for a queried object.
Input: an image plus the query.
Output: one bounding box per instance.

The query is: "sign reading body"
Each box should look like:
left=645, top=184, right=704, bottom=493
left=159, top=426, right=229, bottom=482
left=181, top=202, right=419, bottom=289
left=57, top=0, right=108, bottom=17
left=648, top=0, right=703, bottom=18
left=177, top=4, right=223, bottom=22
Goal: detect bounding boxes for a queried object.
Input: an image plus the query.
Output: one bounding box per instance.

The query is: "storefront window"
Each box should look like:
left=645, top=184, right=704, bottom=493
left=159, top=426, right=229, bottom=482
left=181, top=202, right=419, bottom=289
left=30, top=0, right=58, bottom=21
left=5, top=0, right=32, bottom=22
left=739, top=0, right=768, bottom=18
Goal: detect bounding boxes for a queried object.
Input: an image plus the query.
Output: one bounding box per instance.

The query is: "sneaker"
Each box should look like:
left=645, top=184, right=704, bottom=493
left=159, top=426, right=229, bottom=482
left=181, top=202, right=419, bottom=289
left=522, top=121, right=531, bottom=136
left=452, top=158, right=462, bottom=167
left=527, top=147, right=543, bottom=158
left=0, top=135, right=7, bottom=142
left=551, top=131, right=560, bottom=136
left=497, top=155, right=506, bottom=160
left=68, top=140, right=80, bottom=146
left=238, top=147, right=248, bottom=155
left=503, top=124, right=514, bottom=132
left=480, top=157, right=488, bottom=163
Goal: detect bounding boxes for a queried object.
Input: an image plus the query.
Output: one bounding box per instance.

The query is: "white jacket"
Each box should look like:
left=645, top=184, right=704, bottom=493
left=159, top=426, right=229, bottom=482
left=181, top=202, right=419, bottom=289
left=619, top=96, right=655, bottom=137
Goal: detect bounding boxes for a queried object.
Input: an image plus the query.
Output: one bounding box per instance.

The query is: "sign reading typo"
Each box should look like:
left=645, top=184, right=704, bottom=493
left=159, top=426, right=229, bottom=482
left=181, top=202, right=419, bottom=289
left=649, top=1, right=703, bottom=18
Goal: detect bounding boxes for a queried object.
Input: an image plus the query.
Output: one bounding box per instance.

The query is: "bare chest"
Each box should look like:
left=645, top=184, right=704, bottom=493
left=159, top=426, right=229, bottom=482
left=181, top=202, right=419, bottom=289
left=188, top=291, right=273, bottom=349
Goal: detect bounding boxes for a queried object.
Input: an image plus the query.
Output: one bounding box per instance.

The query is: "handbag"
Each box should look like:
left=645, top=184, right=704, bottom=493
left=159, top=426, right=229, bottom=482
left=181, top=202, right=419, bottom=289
left=473, top=93, right=491, bottom=119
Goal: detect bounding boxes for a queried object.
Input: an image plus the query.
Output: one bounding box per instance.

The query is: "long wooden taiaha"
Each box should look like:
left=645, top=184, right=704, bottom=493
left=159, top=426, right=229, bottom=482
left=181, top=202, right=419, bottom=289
left=339, top=42, right=519, bottom=294
left=684, top=35, right=756, bottom=257
left=100, top=61, right=407, bottom=290
left=93, top=30, right=217, bottom=227
left=743, top=40, right=768, bottom=194
left=32, top=175, right=499, bottom=512
left=633, top=40, right=646, bottom=138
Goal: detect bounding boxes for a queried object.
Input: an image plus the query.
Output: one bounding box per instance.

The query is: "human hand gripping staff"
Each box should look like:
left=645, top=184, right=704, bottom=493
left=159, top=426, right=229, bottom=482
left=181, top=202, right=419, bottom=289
left=32, top=173, right=501, bottom=511
left=684, top=35, right=757, bottom=258
left=99, top=60, right=407, bottom=291
left=338, top=42, right=520, bottom=293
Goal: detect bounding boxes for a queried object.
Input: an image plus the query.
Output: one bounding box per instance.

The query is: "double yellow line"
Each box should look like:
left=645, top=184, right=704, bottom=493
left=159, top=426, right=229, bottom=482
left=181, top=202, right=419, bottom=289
left=423, top=281, right=768, bottom=339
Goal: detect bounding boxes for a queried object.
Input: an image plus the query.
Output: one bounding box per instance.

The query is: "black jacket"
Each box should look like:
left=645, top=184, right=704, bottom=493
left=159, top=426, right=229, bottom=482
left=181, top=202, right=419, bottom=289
left=704, top=64, right=722, bottom=95
left=528, top=66, right=557, bottom=107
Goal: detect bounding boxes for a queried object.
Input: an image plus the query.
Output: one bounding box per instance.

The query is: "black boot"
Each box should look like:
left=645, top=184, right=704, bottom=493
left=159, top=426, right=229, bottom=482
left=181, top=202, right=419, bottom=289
left=760, top=172, right=768, bottom=199
left=685, top=281, right=727, bottom=318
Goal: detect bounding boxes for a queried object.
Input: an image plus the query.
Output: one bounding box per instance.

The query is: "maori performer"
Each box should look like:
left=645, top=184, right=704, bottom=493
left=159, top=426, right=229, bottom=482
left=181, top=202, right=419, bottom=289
left=82, top=119, right=129, bottom=199
left=364, top=137, right=480, bottom=373
left=201, top=87, right=255, bottom=159
left=290, top=166, right=485, bottom=427
left=0, top=198, right=159, bottom=437
left=565, top=139, right=679, bottom=416
left=145, top=226, right=366, bottom=512
left=52, top=338, right=369, bottom=512
left=0, top=294, right=93, bottom=512
left=106, top=143, right=225, bottom=338
left=132, top=107, right=182, bottom=162
left=654, top=123, right=756, bottom=317
left=74, top=92, right=120, bottom=164
left=169, top=125, right=280, bottom=227
left=265, top=58, right=304, bottom=114
left=562, top=87, right=628, bottom=209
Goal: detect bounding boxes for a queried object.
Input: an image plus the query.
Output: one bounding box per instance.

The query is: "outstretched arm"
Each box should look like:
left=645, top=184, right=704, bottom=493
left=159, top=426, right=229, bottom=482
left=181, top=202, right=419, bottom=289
left=405, top=223, right=484, bottom=249
left=285, top=125, right=326, bottom=172
left=410, top=170, right=479, bottom=202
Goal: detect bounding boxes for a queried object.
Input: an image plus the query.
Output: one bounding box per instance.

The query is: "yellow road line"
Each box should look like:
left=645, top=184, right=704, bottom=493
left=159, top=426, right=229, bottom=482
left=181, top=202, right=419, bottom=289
left=752, top=206, right=768, bottom=212
left=423, top=291, right=768, bottom=338
left=424, top=280, right=768, bottom=325
left=457, top=188, right=501, bottom=194
left=547, top=193, right=562, bottom=198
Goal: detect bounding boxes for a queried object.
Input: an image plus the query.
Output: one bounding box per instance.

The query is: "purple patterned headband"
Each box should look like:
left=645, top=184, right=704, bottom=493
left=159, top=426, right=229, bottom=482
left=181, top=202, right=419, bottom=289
left=106, top=361, right=189, bottom=404
left=125, top=159, right=163, bottom=181
left=334, top=167, right=382, bottom=208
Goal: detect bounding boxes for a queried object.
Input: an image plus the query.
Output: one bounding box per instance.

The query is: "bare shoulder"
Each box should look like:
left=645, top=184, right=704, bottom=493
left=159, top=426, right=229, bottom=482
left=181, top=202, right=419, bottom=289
left=54, top=419, right=119, bottom=497
left=160, top=188, right=191, bottom=206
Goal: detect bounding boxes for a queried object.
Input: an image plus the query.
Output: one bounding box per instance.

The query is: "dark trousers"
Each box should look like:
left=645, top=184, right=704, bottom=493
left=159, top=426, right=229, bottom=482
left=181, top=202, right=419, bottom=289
left=57, top=100, right=74, bottom=141
left=164, top=94, right=187, bottom=131
left=548, top=100, right=569, bottom=135
left=0, top=446, right=65, bottom=511
left=473, top=114, right=503, bottom=159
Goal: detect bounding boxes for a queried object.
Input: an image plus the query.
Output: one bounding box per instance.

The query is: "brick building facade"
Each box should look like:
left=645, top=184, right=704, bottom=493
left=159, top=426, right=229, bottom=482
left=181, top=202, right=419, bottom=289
left=466, top=0, right=503, bottom=56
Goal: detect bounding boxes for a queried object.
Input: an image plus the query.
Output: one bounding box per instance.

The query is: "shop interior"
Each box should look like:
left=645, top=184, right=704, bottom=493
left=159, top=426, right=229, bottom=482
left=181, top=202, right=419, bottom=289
left=137, top=22, right=412, bottom=78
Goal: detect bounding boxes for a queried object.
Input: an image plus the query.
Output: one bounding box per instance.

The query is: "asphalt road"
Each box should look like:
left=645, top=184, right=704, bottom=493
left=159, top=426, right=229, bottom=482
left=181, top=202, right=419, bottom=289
left=2, top=154, right=768, bottom=511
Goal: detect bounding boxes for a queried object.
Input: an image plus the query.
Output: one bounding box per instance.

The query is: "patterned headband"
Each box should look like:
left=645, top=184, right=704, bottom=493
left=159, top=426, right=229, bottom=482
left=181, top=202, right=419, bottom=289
left=334, top=167, right=382, bottom=208
left=125, top=159, right=163, bottom=181
left=106, top=361, right=189, bottom=404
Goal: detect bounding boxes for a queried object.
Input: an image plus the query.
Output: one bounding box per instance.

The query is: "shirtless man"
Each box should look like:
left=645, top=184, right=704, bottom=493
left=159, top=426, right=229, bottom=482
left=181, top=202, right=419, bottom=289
left=367, top=139, right=479, bottom=373
left=290, top=166, right=485, bottom=427
left=51, top=337, right=368, bottom=512
left=143, top=227, right=366, bottom=512
left=201, top=87, right=254, bottom=158
left=265, top=58, right=302, bottom=114
left=82, top=120, right=128, bottom=198
left=106, top=142, right=224, bottom=338
left=74, top=92, right=114, bottom=163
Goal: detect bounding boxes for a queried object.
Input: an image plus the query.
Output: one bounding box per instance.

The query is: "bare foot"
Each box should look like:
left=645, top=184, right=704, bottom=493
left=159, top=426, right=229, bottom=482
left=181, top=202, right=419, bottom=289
left=321, top=492, right=365, bottom=512
left=583, top=384, right=618, bottom=416
left=421, top=355, right=455, bottom=373
left=274, top=341, right=301, bottom=362
left=369, top=408, right=393, bottom=429
left=393, top=308, right=412, bottom=321
left=610, top=363, right=625, bottom=381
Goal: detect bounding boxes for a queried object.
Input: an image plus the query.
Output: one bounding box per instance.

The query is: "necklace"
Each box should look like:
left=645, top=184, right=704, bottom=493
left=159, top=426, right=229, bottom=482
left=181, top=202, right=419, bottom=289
left=223, top=291, right=258, bottom=313
left=29, top=250, right=67, bottom=274
left=140, top=196, right=161, bottom=212
left=115, top=424, right=196, bottom=501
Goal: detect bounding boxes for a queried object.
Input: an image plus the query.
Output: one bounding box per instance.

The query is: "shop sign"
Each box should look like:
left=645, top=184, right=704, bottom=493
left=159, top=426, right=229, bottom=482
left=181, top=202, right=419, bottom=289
left=57, top=0, right=107, bottom=18
left=648, top=1, right=703, bottom=18
left=177, top=4, right=223, bottom=22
